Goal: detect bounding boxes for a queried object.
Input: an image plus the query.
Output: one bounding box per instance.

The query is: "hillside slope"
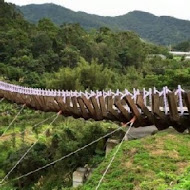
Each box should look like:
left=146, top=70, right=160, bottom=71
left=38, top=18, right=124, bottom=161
left=18, top=3, right=190, bottom=45
left=77, top=131, right=190, bottom=190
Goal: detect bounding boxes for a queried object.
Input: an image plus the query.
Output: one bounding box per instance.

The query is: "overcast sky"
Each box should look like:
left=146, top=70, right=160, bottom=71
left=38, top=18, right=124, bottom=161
left=5, top=0, right=190, bottom=20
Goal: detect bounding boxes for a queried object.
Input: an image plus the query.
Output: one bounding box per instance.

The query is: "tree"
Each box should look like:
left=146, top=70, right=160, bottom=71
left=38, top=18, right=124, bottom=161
left=46, top=67, right=81, bottom=90
left=37, top=18, right=58, bottom=38
left=31, top=32, right=52, bottom=57
left=59, top=46, right=80, bottom=68
left=173, top=40, right=190, bottom=52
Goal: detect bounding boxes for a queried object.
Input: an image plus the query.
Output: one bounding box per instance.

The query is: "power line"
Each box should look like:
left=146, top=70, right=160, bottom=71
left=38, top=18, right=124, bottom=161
left=0, top=125, right=123, bottom=186
left=95, top=120, right=134, bottom=190
left=0, top=104, right=26, bottom=138
left=0, top=111, right=61, bottom=185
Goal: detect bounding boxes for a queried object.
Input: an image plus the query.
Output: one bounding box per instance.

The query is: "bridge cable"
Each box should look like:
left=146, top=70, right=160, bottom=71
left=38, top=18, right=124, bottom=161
left=33, top=114, right=57, bottom=128
left=22, top=114, right=57, bottom=135
left=0, top=104, right=26, bottom=138
left=95, top=117, right=135, bottom=190
left=0, top=124, right=123, bottom=186
left=0, top=98, right=5, bottom=103
left=1, top=114, right=57, bottom=140
left=0, top=111, right=62, bottom=185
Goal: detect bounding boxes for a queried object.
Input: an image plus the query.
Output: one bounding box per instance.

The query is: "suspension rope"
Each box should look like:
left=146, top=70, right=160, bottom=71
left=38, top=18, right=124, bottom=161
left=0, top=104, right=26, bottom=138
left=49, top=111, right=61, bottom=125
left=0, top=111, right=62, bottom=185
left=1, top=114, right=57, bottom=139
left=95, top=118, right=135, bottom=190
left=33, top=114, right=56, bottom=128
left=0, top=125, right=123, bottom=186
left=0, top=98, right=4, bottom=103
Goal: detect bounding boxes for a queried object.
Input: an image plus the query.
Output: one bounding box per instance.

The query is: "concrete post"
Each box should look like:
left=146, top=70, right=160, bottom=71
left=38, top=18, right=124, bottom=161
left=73, top=167, right=87, bottom=188
left=105, top=138, right=120, bottom=157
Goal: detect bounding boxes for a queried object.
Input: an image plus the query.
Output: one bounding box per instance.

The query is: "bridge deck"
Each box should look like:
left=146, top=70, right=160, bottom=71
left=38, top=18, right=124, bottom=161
left=0, top=81, right=189, bottom=133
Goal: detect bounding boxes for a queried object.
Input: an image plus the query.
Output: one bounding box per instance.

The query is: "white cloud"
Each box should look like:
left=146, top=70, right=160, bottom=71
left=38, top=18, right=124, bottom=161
left=5, top=0, right=190, bottom=20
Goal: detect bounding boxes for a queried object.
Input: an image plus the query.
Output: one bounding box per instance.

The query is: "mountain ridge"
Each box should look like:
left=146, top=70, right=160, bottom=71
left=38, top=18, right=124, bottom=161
left=17, top=3, right=190, bottom=45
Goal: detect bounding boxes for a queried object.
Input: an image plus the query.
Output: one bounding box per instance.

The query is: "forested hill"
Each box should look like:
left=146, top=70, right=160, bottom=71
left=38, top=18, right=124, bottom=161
left=17, top=3, right=190, bottom=45
left=1, top=0, right=190, bottom=91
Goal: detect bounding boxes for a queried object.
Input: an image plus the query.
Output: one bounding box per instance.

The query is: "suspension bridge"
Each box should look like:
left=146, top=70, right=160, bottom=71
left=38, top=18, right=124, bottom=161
left=0, top=81, right=190, bottom=188
left=0, top=81, right=189, bottom=132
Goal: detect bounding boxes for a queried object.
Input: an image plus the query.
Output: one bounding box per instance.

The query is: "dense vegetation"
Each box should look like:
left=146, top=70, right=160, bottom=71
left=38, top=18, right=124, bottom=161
left=1, top=1, right=190, bottom=90
left=0, top=1, right=190, bottom=189
left=173, top=39, right=190, bottom=51
left=0, top=100, right=117, bottom=190
left=18, top=3, right=190, bottom=45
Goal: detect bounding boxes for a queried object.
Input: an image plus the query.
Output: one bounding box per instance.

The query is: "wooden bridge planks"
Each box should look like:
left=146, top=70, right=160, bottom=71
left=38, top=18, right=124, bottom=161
left=28, top=95, right=37, bottom=108
left=7, top=92, right=16, bottom=102
left=0, top=88, right=189, bottom=133
left=81, top=95, right=96, bottom=119
left=167, top=92, right=188, bottom=132
left=0, top=90, right=4, bottom=98
left=29, top=95, right=41, bottom=110
left=152, top=94, right=167, bottom=120
left=23, top=95, right=32, bottom=107
left=107, top=96, right=121, bottom=120
left=77, top=97, right=89, bottom=119
left=71, top=96, right=81, bottom=117
left=32, top=95, right=45, bottom=111
left=136, top=94, right=154, bottom=124
left=43, top=96, right=60, bottom=112
left=125, top=95, right=143, bottom=124
left=36, top=95, right=47, bottom=110
left=3, top=91, right=13, bottom=102
left=55, top=96, right=68, bottom=114
left=90, top=96, right=103, bottom=120
left=183, top=92, right=190, bottom=118
left=114, top=98, right=131, bottom=121
left=152, top=94, right=169, bottom=130
left=98, top=96, right=108, bottom=118
left=167, top=93, right=180, bottom=122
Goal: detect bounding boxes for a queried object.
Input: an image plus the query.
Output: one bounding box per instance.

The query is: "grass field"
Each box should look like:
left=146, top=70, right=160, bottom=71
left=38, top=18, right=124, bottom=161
left=75, top=131, right=190, bottom=190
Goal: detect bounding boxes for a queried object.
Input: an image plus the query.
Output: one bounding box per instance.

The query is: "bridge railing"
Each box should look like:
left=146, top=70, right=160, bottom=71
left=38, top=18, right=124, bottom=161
left=0, top=81, right=186, bottom=113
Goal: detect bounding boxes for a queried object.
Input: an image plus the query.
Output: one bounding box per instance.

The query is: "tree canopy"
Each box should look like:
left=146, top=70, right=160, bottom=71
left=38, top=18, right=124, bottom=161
left=0, top=0, right=189, bottom=90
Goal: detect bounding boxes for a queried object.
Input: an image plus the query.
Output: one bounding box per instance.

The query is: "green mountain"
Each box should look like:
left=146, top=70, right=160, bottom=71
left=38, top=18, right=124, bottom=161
left=17, top=3, right=190, bottom=45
